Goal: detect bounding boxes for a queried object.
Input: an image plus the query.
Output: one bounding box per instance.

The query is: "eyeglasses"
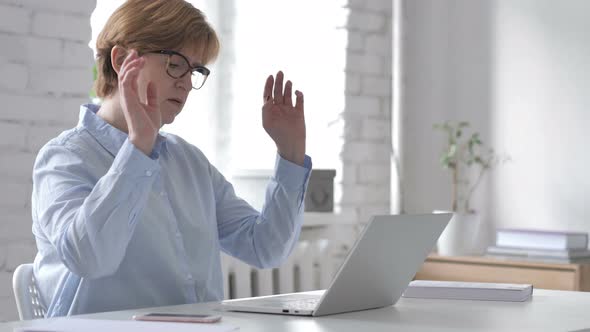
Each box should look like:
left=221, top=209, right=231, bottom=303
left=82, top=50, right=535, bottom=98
left=148, top=50, right=210, bottom=90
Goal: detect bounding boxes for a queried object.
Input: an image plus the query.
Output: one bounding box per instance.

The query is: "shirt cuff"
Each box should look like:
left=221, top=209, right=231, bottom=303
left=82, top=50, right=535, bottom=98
left=273, top=153, right=312, bottom=192
left=111, top=138, right=161, bottom=177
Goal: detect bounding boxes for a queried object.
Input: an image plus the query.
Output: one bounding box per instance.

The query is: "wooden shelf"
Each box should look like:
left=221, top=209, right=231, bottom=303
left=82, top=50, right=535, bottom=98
left=415, top=254, right=590, bottom=291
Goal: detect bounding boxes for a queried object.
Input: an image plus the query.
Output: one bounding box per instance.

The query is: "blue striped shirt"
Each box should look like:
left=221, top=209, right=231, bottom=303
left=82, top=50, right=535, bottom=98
left=31, top=104, right=311, bottom=317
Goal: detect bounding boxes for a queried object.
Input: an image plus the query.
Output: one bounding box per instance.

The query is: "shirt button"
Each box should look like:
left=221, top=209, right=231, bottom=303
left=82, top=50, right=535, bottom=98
left=175, top=231, right=181, bottom=238
left=145, top=170, right=152, bottom=176
left=187, top=274, right=193, bottom=281
left=160, top=191, right=166, bottom=196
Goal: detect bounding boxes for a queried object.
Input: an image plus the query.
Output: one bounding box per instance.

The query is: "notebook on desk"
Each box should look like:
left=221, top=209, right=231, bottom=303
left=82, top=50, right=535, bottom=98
left=221, top=213, right=452, bottom=316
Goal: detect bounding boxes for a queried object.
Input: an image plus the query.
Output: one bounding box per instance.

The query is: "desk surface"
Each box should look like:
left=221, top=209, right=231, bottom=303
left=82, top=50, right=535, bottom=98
left=2, top=289, right=589, bottom=332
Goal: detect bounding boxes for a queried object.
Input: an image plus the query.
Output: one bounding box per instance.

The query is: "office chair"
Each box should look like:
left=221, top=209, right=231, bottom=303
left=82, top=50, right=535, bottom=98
left=12, top=263, right=46, bottom=320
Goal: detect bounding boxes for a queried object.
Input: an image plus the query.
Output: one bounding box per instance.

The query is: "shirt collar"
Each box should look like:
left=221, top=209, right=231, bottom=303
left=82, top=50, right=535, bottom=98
left=78, top=103, right=167, bottom=158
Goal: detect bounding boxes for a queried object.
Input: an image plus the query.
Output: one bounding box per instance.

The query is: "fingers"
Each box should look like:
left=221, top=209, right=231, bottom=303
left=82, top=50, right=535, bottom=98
left=264, top=71, right=299, bottom=109
left=295, top=90, right=304, bottom=113
left=263, top=75, right=273, bottom=103
left=119, top=49, right=134, bottom=75
left=284, top=80, right=293, bottom=108
left=119, top=50, right=144, bottom=93
left=119, top=50, right=146, bottom=125
left=273, top=71, right=284, bottom=104
left=146, top=81, right=158, bottom=108
left=119, top=49, right=138, bottom=78
left=120, top=57, right=144, bottom=98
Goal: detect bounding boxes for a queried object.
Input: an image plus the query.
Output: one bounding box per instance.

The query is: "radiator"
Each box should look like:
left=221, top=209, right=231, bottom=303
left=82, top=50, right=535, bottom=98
left=220, top=240, right=336, bottom=299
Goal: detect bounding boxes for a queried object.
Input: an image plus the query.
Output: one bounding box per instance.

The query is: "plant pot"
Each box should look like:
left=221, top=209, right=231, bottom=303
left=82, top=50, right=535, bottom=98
left=434, top=211, right=482, bottom=256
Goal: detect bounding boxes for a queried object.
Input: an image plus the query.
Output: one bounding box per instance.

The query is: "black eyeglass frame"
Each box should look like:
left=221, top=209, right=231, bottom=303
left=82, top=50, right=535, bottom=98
left=148, top=50, right=210, bottom=90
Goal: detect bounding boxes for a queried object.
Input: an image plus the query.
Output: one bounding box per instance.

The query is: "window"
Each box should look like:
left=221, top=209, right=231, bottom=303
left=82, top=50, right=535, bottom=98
left=90, top=0, right=347, bottom=191
left=229, top=1, right=347, bottom=172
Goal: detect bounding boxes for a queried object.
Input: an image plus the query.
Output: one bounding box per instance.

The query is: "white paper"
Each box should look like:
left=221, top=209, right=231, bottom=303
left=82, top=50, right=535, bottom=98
left=15, top=317, right=239, bottom=332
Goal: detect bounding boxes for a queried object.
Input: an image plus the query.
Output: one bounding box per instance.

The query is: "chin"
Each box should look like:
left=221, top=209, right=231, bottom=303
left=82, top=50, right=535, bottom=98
left=161, top=107, right=181, bottom=125
left=162, top=116, right=176, bottom=125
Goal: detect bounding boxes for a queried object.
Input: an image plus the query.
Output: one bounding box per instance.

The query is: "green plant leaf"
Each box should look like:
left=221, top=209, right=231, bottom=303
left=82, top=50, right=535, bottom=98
left=440, top=155, right=450, bottom=168
left=433, top=119, right=504, bottom=215
left=89, top=63, right=98, bottom=99
left=92, top=63, right=98, bottom=81
left=448, top=144, right=457, bottom=156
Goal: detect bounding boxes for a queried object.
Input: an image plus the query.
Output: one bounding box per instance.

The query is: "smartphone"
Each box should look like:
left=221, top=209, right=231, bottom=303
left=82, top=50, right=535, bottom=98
left=132, top=312, right=222, bottom=323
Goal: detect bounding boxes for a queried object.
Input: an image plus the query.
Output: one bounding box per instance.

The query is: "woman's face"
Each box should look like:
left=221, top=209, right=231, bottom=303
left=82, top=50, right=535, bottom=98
left=136, top=45, right=205, bottom=126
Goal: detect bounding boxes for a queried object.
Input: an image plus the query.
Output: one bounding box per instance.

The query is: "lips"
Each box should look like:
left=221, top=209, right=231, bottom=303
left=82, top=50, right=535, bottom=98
left=167, top=98, right=183, bottom=106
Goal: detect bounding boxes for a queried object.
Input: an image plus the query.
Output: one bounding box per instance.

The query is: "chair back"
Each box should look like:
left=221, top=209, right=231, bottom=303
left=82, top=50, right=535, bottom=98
left=12, top=263, right=46, bottom=320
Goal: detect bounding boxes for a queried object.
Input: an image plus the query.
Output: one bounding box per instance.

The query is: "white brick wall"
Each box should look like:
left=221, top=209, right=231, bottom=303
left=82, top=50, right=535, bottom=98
left=0, top=0, right=96, bottom=322
left=32, top=12, right=91, bottom=41
left=0, top=5, right=31, bottom=34
left=0, top=63, right=28, bottom=90
left=341, top=0, right=393, bottom=225
left=10, top=0, right=95, bottom=14
left=346, top=95, right=382, bottom=115
left=30, top=67, right=92, bottom=94
left=0, top=183, right=30, bottom=211
left=0, top=123, right=27, bottom=150
left=0, top=93, right=83, bottom=124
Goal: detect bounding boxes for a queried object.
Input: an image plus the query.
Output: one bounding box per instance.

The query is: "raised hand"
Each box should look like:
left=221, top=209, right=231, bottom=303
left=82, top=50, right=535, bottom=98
left=262, top=71, right=306, bottom=166
left=118, top=49, right=161, bottom=156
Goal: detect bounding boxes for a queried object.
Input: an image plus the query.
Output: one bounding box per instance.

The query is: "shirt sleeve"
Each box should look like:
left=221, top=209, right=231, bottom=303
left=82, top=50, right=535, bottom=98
left=32, top=139, right=160, bottom=279
left=214, top=153, right=312, bottom=269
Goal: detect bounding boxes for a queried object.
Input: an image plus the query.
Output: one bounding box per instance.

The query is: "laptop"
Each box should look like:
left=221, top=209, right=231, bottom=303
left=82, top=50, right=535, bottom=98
left=221, top=213, right=452, bottom=316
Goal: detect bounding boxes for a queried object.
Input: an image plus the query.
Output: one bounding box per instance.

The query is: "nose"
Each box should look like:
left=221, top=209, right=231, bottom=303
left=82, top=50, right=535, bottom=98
left=175, top=74, right=191, bottom=92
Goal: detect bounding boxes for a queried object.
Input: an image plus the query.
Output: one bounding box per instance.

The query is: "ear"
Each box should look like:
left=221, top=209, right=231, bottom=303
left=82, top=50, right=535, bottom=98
left=110, top=45, right=128, bottom=75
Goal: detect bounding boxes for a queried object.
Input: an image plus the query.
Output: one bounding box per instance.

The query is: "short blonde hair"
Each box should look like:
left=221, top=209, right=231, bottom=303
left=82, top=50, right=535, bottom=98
left=94, top=0, right=220, bottom=98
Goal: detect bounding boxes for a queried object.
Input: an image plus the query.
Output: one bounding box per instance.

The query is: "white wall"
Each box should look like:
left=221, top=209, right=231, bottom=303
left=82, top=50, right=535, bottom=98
left=491, top=0, right=590, bottom=233
left=341, top=0, right=393, bottom=225
left=401, top=0, right=493, bottom=213
left=401, top=0, right=590, bottom=243
left=0, top=0, right=95, bottom=321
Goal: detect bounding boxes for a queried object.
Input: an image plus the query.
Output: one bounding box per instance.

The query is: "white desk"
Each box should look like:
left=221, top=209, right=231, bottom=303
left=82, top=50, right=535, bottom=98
left=2, top=289, right=589, bottom=331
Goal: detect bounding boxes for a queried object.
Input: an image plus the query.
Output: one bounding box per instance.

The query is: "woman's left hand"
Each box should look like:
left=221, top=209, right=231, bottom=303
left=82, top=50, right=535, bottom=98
left=262, top=71, right=306, bottom=166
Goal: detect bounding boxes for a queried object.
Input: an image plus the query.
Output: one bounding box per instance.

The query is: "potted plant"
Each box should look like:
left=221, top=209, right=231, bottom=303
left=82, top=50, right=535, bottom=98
left=433, top=121, right=505, bottom=256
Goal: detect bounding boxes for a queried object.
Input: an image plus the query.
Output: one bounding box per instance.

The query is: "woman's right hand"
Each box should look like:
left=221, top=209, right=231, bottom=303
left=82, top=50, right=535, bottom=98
left=118, top=49, right=161, bottom=156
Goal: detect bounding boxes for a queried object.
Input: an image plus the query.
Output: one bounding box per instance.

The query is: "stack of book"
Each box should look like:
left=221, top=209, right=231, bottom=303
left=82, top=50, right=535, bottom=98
left=485, top=228, right=590, bottom=263
left=403, top=280, right=533, bottom=302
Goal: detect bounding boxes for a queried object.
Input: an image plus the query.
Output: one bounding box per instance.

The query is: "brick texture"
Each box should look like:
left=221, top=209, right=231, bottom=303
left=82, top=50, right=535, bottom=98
left=32, top=12, right=91, bottom=42
left=0, top=0, right=96, bottom=321
left=0, top=5, right=31, bottom=34
left=341, top=0, right=392, bottom=226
